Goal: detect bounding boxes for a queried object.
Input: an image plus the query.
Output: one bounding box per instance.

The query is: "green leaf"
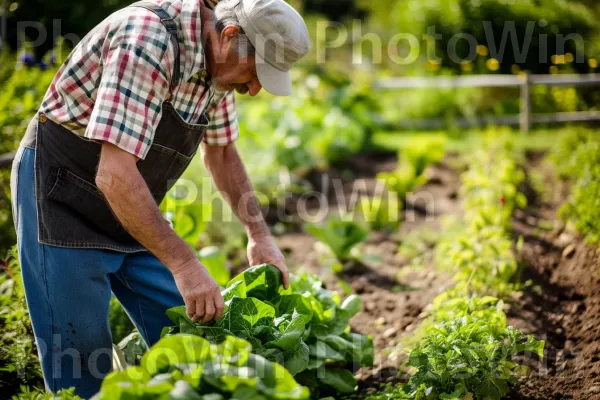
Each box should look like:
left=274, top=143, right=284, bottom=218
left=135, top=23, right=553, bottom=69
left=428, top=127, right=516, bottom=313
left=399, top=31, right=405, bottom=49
left=318, top=368, right=357, bottom=393
left=217, top=297, right=276, bottom=339
left=246, top=354, right=310, bottom=399
left=168, top=381, right=203, bottom=400
left=227, top=264, right=291, bottom=302
left=214, top=336, right=253, bottom=367
left=340, top=295, right=361, bottom=317
left=169, top=203, right=212, bottom=248
left=280, top=341, right=310, bottom=376
left=142, top=335, right=212, bottom=376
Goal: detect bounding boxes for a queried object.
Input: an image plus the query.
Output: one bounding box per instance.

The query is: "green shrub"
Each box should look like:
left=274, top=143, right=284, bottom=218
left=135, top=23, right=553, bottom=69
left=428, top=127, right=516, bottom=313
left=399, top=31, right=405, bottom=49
left=0, top=248, right=43, bottom=390
left=553, top=130, right=600, bottom=243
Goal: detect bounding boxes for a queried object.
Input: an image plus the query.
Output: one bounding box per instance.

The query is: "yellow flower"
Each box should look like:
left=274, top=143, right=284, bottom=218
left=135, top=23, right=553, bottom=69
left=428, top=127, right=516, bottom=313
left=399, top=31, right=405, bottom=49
left=550, top=66, right=559, bottom=74
left=589, top=59, right=598, bottom=69
left=486, top=58, right=500, bottom=71
left=426, top=60, right=441, bottom=72
left=511, top=64, right=520, bottom=74
left=476, top=45, right=489, bottom=56
left=565, top=53, right=574, bottom=63
left=461, top=61, right=473, bottom=72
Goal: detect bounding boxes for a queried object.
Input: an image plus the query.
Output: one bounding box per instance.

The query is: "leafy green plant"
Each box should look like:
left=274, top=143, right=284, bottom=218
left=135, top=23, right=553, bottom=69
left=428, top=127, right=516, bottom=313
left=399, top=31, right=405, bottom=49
left=401, top=137, right=446, bottom=178
left=402, top=312, right=544, bottom=400
left=11, top=386, right=84, bottom=400
left=97, top=334, right=310, bottom=400
left=162, top=195, right=213, bottom=249
left=162, top=265, right=373, bottom=397
left=237, top=70, right=381, bottom=174
left=117, top=331, right=147, bottom=367
left=377, top=164, right=425, bottom=208
left=435, top=227, right=519, bottom=298
left=376, top=136, right=446, bottom=211
left=0, top=248, right=42, bottom=389
left=553, top=130, right=600, bottom=244
left=355, top=194, right=401, bottom=232
left=385, top=133, right=544, bottom=399
left=306, top=218, right=369, bottom=263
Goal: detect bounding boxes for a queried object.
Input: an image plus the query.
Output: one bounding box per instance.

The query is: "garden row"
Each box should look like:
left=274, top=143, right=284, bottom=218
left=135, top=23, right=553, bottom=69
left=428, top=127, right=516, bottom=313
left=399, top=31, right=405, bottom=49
left=367, top=133, right=545, bottom=399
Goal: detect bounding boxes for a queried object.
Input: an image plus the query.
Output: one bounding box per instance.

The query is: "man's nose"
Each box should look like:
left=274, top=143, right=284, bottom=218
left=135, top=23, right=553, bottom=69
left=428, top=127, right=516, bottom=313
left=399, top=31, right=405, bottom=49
left=248, top=79, right=262, bottom=97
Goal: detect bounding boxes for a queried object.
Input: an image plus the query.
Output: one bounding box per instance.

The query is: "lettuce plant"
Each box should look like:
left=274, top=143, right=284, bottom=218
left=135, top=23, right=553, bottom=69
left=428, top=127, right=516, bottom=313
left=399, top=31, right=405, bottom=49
left=306, top=218, right=368, bottom=262
left=96, top=334, right=309, bottom=400
left=163, top=265, right=373, bottom=397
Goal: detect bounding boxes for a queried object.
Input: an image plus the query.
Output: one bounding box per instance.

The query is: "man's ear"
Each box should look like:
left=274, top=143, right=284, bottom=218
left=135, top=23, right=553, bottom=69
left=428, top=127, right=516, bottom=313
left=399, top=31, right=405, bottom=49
left=220, top=25, right=241, bottom=52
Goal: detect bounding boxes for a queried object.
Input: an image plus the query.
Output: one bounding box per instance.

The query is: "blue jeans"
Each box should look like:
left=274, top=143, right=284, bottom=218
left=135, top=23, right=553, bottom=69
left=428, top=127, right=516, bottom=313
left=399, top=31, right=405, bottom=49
left=11, top=146, right=185, bottom=399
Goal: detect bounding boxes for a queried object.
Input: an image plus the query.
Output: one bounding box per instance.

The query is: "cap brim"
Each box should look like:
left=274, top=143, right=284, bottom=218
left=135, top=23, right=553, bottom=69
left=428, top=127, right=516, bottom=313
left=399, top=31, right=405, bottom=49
left=255, top=52, right=292, bottom=96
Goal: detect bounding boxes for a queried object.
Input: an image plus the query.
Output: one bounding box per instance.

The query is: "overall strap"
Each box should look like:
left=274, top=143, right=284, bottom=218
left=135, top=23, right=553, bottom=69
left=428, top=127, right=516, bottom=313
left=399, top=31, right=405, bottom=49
left=130, top=1, right=181, bottom=100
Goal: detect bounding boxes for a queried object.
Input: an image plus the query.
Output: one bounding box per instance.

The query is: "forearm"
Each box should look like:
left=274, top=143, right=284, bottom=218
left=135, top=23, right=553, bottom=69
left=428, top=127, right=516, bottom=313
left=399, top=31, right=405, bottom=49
left=96, top=149, right=196, bottom=272
left=202, top=143, right=269, bottom=239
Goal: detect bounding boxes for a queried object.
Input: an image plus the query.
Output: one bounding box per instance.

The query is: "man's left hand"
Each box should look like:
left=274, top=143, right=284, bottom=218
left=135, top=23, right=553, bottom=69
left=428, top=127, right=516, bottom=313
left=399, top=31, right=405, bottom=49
left=247, top=234, right=290, bottom=289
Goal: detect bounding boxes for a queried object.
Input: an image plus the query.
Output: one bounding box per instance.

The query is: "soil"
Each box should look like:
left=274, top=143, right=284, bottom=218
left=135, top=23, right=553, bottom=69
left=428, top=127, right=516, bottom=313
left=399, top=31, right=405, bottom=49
left=272, top=153, right=463, bottom=394
left=505, top=153, right=600, bottom=400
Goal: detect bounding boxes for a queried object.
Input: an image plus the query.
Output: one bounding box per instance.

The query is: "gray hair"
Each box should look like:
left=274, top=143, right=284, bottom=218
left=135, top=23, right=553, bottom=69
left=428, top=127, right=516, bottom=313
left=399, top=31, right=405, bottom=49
left=213, top=0, right=256, bottom=58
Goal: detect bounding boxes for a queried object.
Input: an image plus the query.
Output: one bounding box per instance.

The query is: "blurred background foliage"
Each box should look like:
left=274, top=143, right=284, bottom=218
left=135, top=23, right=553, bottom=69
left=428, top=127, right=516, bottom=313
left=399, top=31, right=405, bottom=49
left=0, top=0, right=599, bottom=254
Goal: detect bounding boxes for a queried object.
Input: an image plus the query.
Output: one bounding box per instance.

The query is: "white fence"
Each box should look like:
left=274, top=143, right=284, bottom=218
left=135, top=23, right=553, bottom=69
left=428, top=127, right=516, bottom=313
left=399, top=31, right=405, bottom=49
left=374, top=73, right=600, bottom=133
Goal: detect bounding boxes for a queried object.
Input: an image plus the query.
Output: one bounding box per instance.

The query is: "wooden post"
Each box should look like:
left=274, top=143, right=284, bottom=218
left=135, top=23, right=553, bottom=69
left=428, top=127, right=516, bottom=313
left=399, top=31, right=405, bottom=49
left=520, top=72, right=531, bottom=134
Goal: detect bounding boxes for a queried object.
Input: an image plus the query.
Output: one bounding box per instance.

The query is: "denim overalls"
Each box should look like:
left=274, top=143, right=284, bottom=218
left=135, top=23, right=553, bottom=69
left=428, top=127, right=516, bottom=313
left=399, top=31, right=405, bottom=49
left=11, top=2, right=207, bottom=397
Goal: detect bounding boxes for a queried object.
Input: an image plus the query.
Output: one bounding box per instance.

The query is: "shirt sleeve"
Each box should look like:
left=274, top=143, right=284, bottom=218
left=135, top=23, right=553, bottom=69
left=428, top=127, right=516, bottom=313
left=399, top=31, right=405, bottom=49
left=203, top=90, right=240, bottom=146
left=85, top=44, right=170, bottom=159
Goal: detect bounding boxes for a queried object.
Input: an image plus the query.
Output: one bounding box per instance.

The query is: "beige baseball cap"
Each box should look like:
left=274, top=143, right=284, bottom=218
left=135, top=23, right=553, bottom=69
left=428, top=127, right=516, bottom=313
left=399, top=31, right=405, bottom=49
left=234, top=0, right=310, bottom=96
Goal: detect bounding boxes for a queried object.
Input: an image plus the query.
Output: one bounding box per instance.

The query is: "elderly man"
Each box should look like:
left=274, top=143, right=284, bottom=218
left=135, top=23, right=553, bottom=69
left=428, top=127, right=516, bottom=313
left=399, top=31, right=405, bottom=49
left=10, top=0, right=309, bottom=397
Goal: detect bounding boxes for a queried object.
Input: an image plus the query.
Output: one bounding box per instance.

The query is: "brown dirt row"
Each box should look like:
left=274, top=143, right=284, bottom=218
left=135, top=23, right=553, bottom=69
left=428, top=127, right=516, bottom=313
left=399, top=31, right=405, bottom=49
left=506, top=154, right=600, bottom=400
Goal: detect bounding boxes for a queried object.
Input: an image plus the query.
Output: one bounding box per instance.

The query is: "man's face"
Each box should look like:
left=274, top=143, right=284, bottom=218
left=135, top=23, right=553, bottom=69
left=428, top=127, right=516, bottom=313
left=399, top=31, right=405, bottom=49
left=212, top=54, right=262, bottom=96
left=212, top=27, right=263, bottom=96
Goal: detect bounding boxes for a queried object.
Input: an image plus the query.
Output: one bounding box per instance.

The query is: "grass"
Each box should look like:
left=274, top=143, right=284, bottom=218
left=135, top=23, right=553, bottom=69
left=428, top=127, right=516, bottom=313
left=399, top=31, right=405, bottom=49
left=369, top=126, right=588, bottom=154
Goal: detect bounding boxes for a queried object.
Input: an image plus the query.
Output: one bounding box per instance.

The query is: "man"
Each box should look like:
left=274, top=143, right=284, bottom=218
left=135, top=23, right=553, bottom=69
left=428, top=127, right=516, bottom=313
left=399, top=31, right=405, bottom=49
left=10, top=0, right=310, bottom=397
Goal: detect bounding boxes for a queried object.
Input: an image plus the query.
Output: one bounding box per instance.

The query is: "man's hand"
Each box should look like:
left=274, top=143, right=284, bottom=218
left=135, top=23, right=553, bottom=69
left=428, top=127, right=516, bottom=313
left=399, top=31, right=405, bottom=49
left=247, top=234, right=290, bottom=289
left=172, top=259, right=225, bottom=323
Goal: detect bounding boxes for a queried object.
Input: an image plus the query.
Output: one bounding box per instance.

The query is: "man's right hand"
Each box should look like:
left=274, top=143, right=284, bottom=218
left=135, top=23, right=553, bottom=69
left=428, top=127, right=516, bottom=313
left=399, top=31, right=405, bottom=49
left=172, top=259, right=225, bottom=323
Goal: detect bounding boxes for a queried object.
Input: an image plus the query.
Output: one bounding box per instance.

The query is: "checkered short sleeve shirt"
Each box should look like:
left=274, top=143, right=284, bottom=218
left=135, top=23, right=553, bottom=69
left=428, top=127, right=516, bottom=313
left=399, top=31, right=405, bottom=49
left=40, top=0, right=239, bottom=159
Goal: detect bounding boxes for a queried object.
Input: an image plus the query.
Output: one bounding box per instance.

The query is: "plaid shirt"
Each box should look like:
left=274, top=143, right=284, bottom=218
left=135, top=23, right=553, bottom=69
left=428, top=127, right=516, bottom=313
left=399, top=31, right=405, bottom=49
left=40, top=0, right=239, bottom=159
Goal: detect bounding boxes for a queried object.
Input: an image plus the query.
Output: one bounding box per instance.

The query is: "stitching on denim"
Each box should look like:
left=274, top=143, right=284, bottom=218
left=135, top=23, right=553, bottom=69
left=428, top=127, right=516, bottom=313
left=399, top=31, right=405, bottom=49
left=38, top=239, right=146, bottom=253
left=117, top=269, right=150, bottom=343
left=59, top=169, right=105, bottom=200
left=149, top=142, right=195, bottom=162
left=40, top=243, right=57, bottom=391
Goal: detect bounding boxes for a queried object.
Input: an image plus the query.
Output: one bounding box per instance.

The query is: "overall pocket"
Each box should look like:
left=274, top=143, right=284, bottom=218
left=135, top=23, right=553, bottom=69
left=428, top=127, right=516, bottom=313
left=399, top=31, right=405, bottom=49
left=45, top=167, right=133, bottom=243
